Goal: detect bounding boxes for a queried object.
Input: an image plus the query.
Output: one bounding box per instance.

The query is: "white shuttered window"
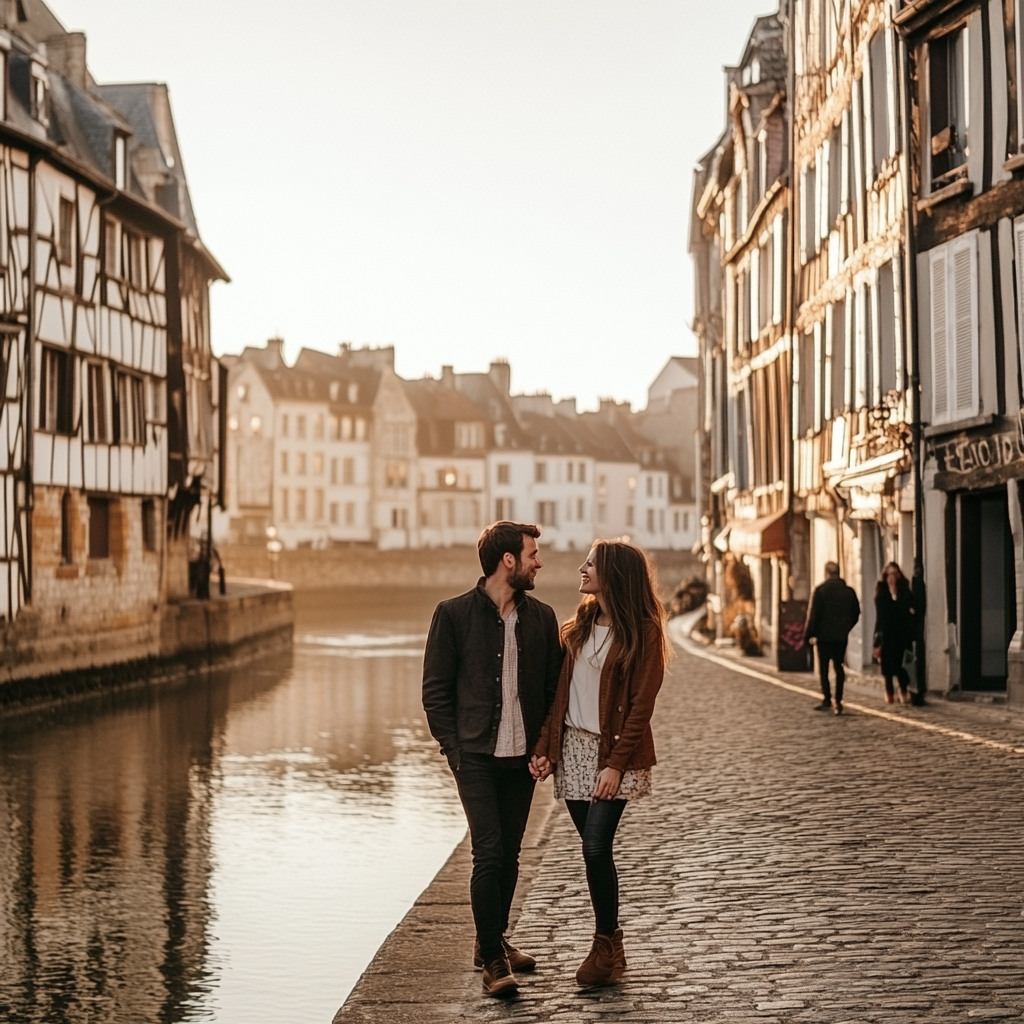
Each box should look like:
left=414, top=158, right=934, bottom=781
left=772, top=215, right=784, bottom=324
left=929, top=231, right=979, bottom=425
left=1013, top=218, right=1024, bottom=379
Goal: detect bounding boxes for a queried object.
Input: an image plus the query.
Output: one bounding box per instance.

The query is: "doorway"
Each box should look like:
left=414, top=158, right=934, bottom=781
left=959, top=490, right=1016, bottom=691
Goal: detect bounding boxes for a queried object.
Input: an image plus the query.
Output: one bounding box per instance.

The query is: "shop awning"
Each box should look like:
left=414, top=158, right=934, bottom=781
left=729, top=511, right=788, bottom=557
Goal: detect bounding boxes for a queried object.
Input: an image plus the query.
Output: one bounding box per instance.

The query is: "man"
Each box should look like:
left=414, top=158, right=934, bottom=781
left=804, top=561, right=860, bottom=715
left=422, top=522, right=562, bottom=997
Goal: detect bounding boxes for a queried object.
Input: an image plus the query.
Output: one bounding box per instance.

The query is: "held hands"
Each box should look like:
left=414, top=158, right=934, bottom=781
left=529, top=755, right=552, bottom=781
left=592, top=767, right=623, bottom=801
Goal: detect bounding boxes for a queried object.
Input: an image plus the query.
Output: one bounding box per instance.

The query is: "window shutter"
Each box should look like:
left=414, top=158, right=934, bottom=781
left=773, top=215, right=784, bottom=323
left=749, top=249, right=760, bottom=342
left=1013, top=218, right=1024, bottom=375
left=950, top=232, right=979, bottom=420
left=930, top=247, right=949, bottom=422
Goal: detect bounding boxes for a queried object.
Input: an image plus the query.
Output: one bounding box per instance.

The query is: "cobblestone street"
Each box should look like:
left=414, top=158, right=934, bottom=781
left=337, top=636, right=1024, bottom=1024
left=475, top=640, right=1024, bottom=1023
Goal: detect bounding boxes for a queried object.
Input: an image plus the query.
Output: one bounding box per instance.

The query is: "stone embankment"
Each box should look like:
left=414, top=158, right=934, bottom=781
left=334, top=620, right=1024, bottom=1023
left=219, top=543, right=700, bottom=593
left=0, top=578, right=293, bottom=715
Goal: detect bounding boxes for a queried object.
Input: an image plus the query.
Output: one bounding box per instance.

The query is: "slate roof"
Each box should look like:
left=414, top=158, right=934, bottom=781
left=0, top=1, right=225, bottom=277
left=518, top=411, right=603, bottom=458
left=402, top=378, right=489, bottom=424
left=402, top=378, right=492, bottom=456
left=251, top=356, right=376, bottom=414
left=453, top=372, right=533, bottom=450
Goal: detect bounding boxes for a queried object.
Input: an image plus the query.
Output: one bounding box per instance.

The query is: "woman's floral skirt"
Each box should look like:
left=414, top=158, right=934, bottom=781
left=553, top=724, right=652, bottom=801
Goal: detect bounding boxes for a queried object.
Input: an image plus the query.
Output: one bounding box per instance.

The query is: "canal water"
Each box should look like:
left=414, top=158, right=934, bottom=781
left=0, top=583, right=582, bottom=1024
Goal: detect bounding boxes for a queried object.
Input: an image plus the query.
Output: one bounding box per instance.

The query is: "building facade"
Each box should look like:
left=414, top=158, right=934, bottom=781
left=223, top=342, right=699, bottom=556
left=692, top=0, right=1024, bottom=708
left=692, top=13, right=794, bottom=649
left=0, top=2, right=225, bottom=685
left=900, top=0, right=1024, bottom=705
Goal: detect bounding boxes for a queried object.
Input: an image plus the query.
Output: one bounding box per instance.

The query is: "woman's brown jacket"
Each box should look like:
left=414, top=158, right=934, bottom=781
left=533, top=625, right=665, bottom=773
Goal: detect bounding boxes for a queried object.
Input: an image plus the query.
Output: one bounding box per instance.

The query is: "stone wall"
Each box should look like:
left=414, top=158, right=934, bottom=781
left=2, top=487, right=163, bottom=682
left=218, top=543, right=701, bottom=596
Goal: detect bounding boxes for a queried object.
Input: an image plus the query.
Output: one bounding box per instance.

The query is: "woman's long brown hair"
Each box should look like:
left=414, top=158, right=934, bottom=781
left=875, top=561, right=911, bottom=600
left=561, top=540, right=669, bottom=680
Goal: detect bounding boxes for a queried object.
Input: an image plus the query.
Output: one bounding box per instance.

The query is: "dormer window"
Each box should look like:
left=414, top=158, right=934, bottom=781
left=30, top=62, right=47, bottom=125
left=114, top=133, right=127, bottom=190
left=455, top=421, right=484, bottom=450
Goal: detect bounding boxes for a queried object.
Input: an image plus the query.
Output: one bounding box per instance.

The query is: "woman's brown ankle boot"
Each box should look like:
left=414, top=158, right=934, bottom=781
left=576, top=933, right=622, bottom=988
left=612, top=927, right=626, bottom=971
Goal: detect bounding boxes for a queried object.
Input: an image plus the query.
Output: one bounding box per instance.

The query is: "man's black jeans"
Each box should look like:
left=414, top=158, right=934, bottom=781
left=816, top=640, right=847, bottom=703
left=452, top=752, right=535, bottom=962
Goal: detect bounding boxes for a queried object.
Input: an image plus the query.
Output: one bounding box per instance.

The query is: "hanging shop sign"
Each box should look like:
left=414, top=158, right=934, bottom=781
left=929, top=413, right=1024, bottom=491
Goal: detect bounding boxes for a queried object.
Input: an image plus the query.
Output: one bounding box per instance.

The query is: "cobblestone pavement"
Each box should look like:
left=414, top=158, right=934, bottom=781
left=469, top=641, right=1024, bottom=1023
left=337, top=638, right=1024, bottom=1024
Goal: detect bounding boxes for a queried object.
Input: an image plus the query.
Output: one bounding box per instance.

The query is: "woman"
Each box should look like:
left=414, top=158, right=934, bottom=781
left=873, top=562, right=916, bottom=704
left=531, top=540, right=668, bottom=988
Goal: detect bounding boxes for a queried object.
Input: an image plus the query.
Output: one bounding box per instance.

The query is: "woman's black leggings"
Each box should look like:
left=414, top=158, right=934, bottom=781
left=881, top=646, right=910, bottom=697
left=565, top=798, right=627, bottom=936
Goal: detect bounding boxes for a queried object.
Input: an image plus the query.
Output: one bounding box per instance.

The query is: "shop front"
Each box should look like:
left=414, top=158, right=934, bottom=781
left=925, top=415, right=1024, bottom=704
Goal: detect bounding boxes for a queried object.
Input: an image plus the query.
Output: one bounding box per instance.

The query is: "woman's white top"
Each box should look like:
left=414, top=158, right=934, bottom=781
left=565, top=624, right=612, bottom=735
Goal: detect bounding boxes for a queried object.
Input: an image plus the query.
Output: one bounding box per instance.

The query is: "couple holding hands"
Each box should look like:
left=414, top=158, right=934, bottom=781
left=422, top=521, right=668, bottom=997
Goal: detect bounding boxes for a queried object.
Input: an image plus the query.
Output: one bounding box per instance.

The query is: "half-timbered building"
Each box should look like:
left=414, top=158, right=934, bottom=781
left=0, top=2, right=225, bottom=683
left=899, top=0, right=1024, bottom=706
left=790, top=0, right=915, bottom=672
left=692, top=12, right=793, bottom=650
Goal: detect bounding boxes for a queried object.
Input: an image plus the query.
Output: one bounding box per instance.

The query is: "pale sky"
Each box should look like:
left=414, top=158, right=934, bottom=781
left=54, top=0, right=772, bottom=411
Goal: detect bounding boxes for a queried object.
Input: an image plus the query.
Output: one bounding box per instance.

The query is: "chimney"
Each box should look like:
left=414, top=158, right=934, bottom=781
left=347, top=345, right=395, bottom=371
left=46, top=33, right=88, bottom=91
left=488, top=359, right=511, bottom=396
left=440, top=364, right=455, bottom=389
left=265, top=337, right=285, bottom=364
left=598, top=397, right=620, bottom=424
left=555, top=397, right=576, bottom=418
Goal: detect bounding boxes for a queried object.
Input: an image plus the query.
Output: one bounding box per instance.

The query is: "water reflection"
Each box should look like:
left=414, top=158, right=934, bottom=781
left=0, top=584, right=582, bottom=1024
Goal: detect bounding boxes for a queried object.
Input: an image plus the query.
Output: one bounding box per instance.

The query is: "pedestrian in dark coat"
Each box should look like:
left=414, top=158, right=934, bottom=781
left=872, top=562, right=916, bottom=705
left=804, top=561, right=861, bottom=715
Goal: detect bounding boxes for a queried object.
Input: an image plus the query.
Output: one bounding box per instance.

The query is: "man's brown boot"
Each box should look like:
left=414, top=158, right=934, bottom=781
left=481, top=954, right=518, bottom=997
left=611, top=927, right=626, bottom=972
left=575, top=932, right=622, bottom=988
left=474, top=937, right=537, bottom=972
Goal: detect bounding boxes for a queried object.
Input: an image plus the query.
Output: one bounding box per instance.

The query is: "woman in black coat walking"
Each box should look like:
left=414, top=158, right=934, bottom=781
left=872, top=562, right=916, bottom=704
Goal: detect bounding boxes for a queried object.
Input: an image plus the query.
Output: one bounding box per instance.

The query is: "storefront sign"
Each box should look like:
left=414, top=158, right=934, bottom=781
left=930, top=413, right=1024, bottom=490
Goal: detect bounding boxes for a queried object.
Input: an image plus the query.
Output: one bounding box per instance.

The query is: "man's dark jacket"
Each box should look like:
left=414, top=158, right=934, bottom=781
left=422, top=579, right=563, bottom=768
left=804, top=576, right=861, bottom=644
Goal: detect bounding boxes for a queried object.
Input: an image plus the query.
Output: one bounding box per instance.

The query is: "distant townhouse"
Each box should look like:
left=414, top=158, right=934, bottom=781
left=222, top=344, right=703, bottom=559
left=453, top=359, right=536, bottom=526
left=632, top=358, right=700, bottom=551
left=513, top=394, right=597, bottom=552
left=577, top=403, right=642, bottom=541
left=225, top=341, right=376, bottom=548
left=404, top=369, right=488, bottom=548
left=0, top=3, right=225, bottom=684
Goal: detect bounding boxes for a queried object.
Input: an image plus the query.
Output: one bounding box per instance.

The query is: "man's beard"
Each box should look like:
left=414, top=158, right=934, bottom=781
left=508, top=559, right=535, bottom=591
